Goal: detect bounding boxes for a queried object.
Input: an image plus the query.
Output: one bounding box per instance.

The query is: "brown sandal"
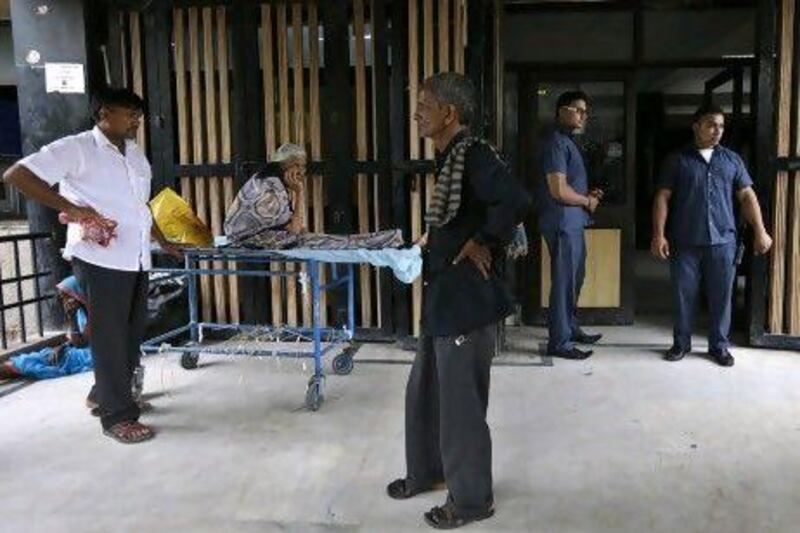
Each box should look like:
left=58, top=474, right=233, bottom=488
left=387, top=478, right=446, bottom=500
left=423, top=500, right=494, bottom=530
left=88, top=398, right=152, bottom=417
left=103, top=421, right=155, bottom=444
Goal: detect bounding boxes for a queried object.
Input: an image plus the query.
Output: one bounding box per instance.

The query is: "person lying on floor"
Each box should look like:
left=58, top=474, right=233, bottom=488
left=0, top=276, right=91, bottom=381
left=224, top=143, right=404, bottom=250
left=0, top=275, right=149, bottom=415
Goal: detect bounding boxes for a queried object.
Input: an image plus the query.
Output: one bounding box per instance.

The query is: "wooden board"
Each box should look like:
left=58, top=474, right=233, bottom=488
left=788, top=0, right=800, bottom=334
left=188, top=7, right=213, bottom=324
left=308, top=0, right=327, bottom=325
left=439, top=0, right=450, bottom=72
left=354, top=0, right=373, bottom=328
left=540, top=230, right=622, bottom=309
left=174, top=10, right=192, bottom=207
left=203, top=7, right=228, bottom=324
left=277, top=3, right=297, bottom=327
left=265, top=4, right=283, bottom=325
left=789, top=171, right=800, bottom=334
left=293, top=2, right=312, bottom=328
left=262, top=5, right=277, bottom=156
left=769, top=0, right=795, bottom=334
left=455, top=0, right=466, bottom=74
left=423, top=0, right=435, bottom=173
left=129, top=12, right=147, bottom=151
left=120, top=12, right=129, bottom=93
left=408, top=0, right=422, bottom=336
left=218, top=6, right=240, bottom=324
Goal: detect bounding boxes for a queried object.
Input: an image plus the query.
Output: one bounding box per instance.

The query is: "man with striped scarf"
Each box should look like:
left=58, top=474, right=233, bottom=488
left=386, top=73, right=531, bottom=529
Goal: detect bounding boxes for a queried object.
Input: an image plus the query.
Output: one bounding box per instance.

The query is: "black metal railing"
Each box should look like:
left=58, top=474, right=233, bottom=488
left=0, top=232, right=55, bottom=350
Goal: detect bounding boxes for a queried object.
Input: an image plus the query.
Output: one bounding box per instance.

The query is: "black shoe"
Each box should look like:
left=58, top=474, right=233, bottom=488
left=711, top=349, right=734, bottom=367
left=572, top=331, right=603, bottom=345
left=663, top=345, right=690, bottom=362
left=387, top=477, right=446, bottom=500
left=547, top=347, right=593, bottom=360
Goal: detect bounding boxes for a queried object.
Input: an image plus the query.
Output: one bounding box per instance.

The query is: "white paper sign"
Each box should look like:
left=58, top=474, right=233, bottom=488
left=44, top=63, right=86, bottom=94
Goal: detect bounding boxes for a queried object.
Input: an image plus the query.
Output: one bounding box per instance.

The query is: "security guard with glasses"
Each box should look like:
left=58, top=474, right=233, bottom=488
left=536, top=90, right=604, bottom=359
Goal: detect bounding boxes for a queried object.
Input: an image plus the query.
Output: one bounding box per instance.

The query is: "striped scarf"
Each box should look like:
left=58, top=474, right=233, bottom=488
left=425, top=135, right=529, bottom=258
left=426, top=136, right=503, bottom=227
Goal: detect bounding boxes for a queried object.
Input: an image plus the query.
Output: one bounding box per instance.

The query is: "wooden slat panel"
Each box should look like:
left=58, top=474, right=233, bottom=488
left=292, top=2, right=313, bottom=327
left=188, top=7, right=213, bottom=323
left=540, top=230, right=621, bottom=308
left=174, top=9, right=193, bottom=207
left=277, top=3, right=298, bottom=327
left=789, top=170, right=800, bottom=334
left=438, top=0, right=449, bottom=72
left=371, top=0, right=383, bottom=327
left=423, top=0, right=435, bottom=172
left=292, top=3, right=306, bottom=146
left=787, top=0, right=800, bottom=334
left=264, top=4, right=283, bottom=325
left=354, top=0, right=373, bottom=328
left=409, top=0, right=422, bottom=336
left=419, top=0, right=436, bottom=336
left=203, top=7, right=228, bottom=324
left=308, top=0, right=327, bottom=325
left=454, top=0, right=466, bottom=74
left=277, top=4, right=291, bottom=143
left=129, top=12, right=147, bottom=151
left=217, top=6, right=240, bottom=324
left=262, top=5, right=277, bottom=156
left=120, top=12, right=129, bottom=90
left=369, top=2, right=385, bottom=327
left=770, top=0, right=795, bottom=333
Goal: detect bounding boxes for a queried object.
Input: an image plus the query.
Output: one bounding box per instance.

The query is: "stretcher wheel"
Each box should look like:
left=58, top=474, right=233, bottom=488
left=305, top=376, right=324, bottom=411
left=332, top=351, right=354, bottom=376
left=180, top=353, right=199, bottom=370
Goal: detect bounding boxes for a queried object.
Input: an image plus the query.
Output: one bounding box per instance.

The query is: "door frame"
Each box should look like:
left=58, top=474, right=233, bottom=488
left=509, top=66, right=637, bottom=326
left=747, top=0, right=800, bottom=350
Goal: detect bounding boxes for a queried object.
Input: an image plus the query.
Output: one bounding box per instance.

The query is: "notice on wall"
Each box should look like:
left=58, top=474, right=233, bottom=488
left=44, top=63, right=85, bottom=94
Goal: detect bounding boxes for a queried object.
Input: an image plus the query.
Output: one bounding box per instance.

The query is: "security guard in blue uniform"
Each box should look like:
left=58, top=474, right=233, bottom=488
left=536, top=91, right=604, bottom=359
left=652, top=103, right=772, bottom=367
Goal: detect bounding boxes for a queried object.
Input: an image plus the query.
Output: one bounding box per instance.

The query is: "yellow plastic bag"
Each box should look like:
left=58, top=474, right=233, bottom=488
left=149, top=188, right=213, bottom=247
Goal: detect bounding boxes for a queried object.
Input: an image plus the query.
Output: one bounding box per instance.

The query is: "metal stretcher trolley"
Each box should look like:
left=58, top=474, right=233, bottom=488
left=140, top=247, right=359, bottom=411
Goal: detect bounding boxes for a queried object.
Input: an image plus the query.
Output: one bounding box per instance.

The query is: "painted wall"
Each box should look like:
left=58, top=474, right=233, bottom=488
left=0, top=26, right=15, bottom=86
left=504, top=8, right=755, bottom=63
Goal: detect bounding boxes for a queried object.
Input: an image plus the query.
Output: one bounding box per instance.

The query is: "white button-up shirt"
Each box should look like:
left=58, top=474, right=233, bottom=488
left=19, top=126, right=154, bottom=271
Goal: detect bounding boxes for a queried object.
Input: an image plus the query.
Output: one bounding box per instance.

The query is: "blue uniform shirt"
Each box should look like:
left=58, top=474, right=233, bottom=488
left=536, top=127, right=590, bottom=234
left=658, top=145, right=753, bottom=247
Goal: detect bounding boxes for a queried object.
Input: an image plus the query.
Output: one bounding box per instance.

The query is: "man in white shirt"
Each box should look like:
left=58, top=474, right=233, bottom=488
left=3, top=88, right=179, bottom=444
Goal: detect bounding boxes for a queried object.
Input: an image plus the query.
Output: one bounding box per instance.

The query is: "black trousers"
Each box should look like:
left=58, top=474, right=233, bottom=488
left=73, top=258, right=148, bottom=430
left=405, top=323, right=495, bottom=518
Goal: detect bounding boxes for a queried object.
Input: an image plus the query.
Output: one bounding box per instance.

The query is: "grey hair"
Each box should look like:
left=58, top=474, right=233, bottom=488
left=420, top=72, right=477, bottom=127
left=271, top=143, right=307, bottom=166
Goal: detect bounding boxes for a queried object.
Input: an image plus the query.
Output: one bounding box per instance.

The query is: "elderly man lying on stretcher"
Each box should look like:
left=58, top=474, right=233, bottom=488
left=224, top=143, right=403, bottom=250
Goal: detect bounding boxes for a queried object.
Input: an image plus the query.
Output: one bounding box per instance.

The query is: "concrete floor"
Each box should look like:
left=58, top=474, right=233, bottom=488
left=2, top=254, right=799, bottom=532
left=3, top=313, right=800, bottom=533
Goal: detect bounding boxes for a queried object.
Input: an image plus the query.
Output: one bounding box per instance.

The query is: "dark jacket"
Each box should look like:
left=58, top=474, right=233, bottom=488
left=422, top=132, right=532, bottom=336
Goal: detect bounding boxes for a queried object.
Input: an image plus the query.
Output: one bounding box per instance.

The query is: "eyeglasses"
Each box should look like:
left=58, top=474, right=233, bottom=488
left=563, top=105, right=589, bottom=117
